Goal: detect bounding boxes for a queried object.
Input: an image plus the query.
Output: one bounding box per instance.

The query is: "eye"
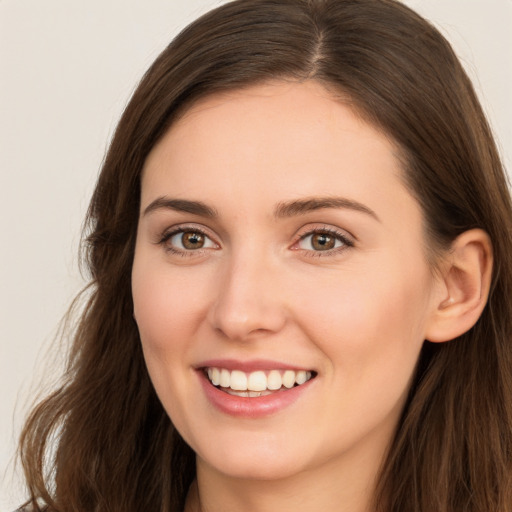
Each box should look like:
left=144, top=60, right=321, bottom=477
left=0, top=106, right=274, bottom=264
left=160, top=227, right=218, bottom=253
left=294, top=228, right=354, bottom=254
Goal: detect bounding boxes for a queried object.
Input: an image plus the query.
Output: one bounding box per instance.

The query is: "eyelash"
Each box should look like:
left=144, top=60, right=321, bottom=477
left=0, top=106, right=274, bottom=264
left=157, top=225, right=354, bottom=257
left=158, top=225, right=217, bottom=256
left=293, top=227, right=354, bottom=257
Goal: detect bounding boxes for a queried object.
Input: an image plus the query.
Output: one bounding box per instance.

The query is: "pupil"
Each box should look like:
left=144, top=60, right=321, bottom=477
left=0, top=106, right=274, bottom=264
left=312, top=233, right=334, bottom=251
left=182, top=232, right=204, bottom=249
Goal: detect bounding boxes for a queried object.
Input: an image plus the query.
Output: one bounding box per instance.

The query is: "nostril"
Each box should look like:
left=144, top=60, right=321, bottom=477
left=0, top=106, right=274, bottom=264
left=207, top=273, right=288, bottom=341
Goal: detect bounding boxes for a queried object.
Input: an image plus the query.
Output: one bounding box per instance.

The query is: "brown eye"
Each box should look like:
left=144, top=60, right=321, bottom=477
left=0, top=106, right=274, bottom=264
left=310, top=233, right=336, bottom=251
left=182, top=231, right=205, bottom=249
left=167, top=229, right=217, bottom=252
left=296, top=230, right=350, bottom=253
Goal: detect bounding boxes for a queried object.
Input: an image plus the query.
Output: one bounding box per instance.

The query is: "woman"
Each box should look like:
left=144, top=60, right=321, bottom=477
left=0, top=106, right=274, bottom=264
left=17, top=0, right=512, bottom=511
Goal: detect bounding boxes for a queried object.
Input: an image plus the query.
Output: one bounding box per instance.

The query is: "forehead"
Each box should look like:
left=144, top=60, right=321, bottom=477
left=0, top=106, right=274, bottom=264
left=146, top=81, right=398, bottom=167
left=141, top=81, right=415, bottom=223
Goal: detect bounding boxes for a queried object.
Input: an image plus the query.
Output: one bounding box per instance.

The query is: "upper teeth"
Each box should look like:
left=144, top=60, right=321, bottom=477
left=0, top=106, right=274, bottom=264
left=206, top=368, right=313, bottom=391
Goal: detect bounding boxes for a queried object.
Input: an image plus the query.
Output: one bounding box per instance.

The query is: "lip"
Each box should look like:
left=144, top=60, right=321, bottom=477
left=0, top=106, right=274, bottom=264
left=196, top=358, right=311, bottom=373
left=196, top=360, right=316, bottom=418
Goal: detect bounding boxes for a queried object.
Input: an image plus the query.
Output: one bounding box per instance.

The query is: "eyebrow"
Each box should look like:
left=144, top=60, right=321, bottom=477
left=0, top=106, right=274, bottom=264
left=274, top=197, right=380, bottom=221
left=143, top=197, right=218, bottom=218
left=142, top=195, right=379, bottom=222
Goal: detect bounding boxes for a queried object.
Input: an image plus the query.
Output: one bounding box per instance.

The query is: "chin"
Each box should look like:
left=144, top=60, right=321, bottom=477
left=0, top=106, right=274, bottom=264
left=194, top=433, right=317, bottom=482
left=205, top=456, right=309, bottom=482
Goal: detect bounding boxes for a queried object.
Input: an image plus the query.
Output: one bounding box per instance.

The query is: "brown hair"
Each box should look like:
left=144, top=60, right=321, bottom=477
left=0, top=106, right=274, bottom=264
left=19, top=0, right=512, bottom=510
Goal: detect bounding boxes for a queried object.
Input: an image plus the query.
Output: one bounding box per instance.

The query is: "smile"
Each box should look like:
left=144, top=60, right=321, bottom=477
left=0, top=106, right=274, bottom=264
left=206, top=368, right=315, bottom=397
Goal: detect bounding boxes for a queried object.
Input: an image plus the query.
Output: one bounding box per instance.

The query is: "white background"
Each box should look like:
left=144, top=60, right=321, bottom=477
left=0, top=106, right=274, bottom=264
left=1, top=0, right=511, bottom=509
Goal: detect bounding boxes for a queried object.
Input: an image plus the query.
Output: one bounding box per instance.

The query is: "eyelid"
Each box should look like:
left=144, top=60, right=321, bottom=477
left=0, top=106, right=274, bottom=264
left=157, top=223, right=220, bottom=254
left=290, top=224, right=355, bottom=255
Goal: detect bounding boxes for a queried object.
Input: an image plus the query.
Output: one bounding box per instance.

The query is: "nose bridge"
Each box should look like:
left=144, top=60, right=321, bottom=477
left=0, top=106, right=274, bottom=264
left=208, top=243, right=286, bottom=340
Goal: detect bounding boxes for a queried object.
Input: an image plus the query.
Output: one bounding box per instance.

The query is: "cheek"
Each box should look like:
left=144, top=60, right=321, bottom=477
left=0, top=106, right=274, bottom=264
left=132, top=260, right=210, bottom=355
left=292, top=253, right=433, bottom=377
left=131, top=258, right=210, bottom=424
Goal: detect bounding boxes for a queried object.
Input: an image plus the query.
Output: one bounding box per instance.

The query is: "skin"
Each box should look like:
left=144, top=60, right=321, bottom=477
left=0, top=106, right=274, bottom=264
left=132, top=81, right=449, bottom=512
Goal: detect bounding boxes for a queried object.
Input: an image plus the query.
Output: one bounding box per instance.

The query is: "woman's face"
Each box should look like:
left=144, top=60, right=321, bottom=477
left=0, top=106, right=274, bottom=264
left=132, top=81, right=442, bottom=485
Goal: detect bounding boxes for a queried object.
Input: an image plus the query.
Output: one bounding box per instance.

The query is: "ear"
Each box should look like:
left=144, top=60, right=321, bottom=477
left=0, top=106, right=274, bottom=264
left=425, top=229, right=493, bottom=343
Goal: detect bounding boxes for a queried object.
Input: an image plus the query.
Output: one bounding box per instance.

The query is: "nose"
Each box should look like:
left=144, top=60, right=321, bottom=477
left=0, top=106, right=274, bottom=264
left=207, top=251, right=287, bottom=341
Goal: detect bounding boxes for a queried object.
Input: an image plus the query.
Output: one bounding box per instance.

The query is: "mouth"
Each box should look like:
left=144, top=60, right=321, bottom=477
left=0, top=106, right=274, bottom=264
left=204, top=367, right=316, bottom=397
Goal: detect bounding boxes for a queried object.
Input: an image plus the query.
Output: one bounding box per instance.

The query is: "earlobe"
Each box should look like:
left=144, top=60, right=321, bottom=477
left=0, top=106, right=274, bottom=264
left=425, top=229, right=493, bottom=343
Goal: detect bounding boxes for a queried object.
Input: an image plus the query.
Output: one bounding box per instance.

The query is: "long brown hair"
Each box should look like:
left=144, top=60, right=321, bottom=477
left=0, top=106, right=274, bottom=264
left=19, top=0, right=512, bottom=510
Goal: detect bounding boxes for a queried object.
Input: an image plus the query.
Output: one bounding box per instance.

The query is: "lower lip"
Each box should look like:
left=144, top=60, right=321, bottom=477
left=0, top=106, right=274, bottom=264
left=198, top=371, right=315, bottom=418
